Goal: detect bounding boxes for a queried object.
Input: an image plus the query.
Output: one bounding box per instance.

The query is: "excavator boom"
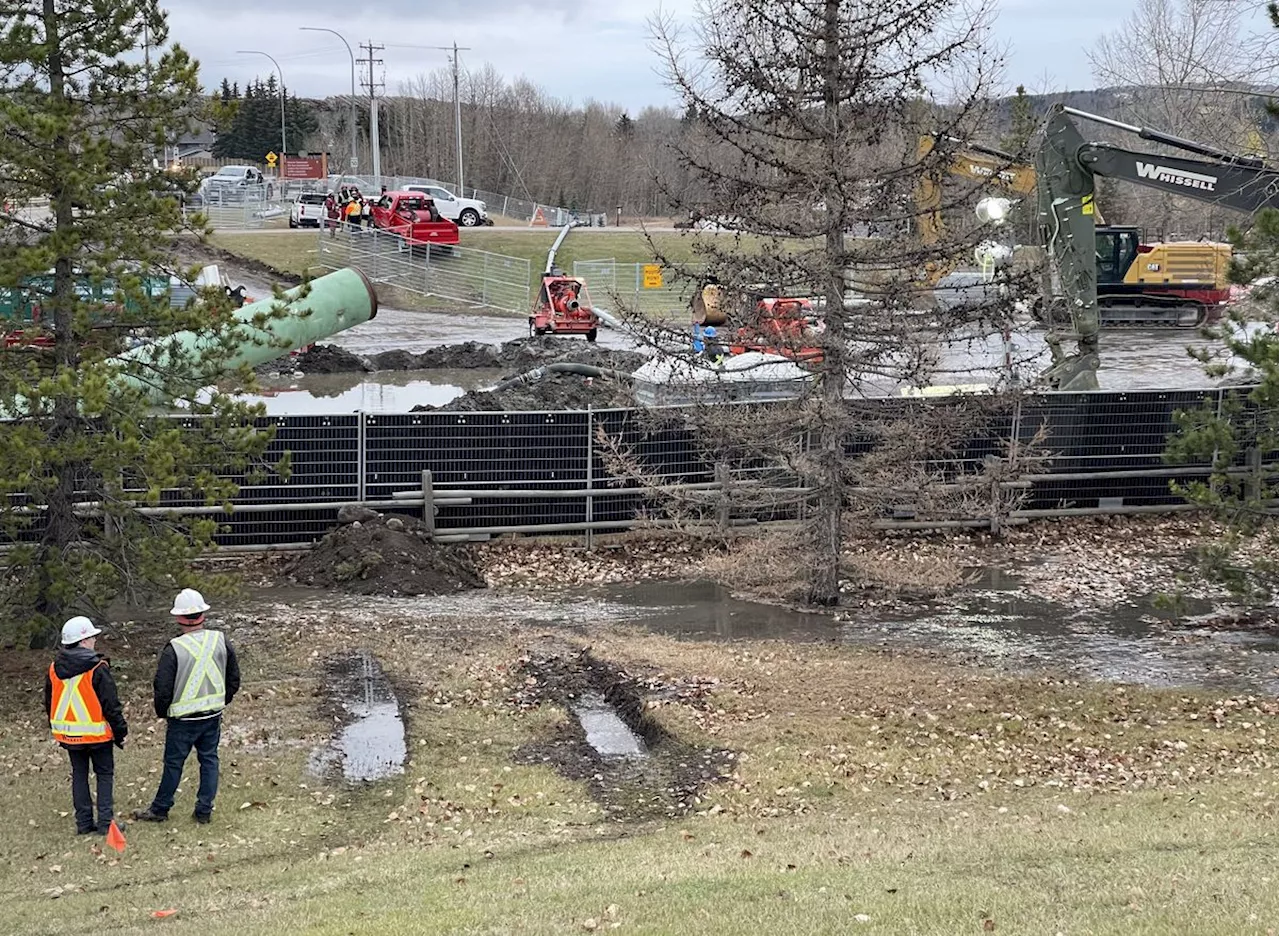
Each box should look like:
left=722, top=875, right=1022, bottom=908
left=915, top=135, right=1039, bottom=248
left=1035, top=104, right=1278, bottom=392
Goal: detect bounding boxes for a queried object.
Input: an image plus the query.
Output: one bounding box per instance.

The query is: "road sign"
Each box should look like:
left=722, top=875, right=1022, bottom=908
left=265, top=151, right=278, bottom=167
left=350, top=156, right=359, bottom=169
left=642, top=264, right=663, bottom=289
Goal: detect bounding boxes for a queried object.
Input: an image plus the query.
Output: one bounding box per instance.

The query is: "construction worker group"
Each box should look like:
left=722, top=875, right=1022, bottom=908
left=44, top=588, right=240, bottom=835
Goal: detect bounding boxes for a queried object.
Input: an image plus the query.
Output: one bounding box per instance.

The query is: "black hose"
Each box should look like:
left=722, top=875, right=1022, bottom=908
left=492, top=362, right=630, bottom=392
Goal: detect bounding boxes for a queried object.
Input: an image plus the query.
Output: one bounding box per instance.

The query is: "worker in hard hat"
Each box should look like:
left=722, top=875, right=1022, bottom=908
left=132, top=589, right=240, bottom=825
left=43, top=616, right=129, bottom=835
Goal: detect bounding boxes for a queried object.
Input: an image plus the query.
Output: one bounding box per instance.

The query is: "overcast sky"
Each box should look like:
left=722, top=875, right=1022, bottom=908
left=175, top=0, right=1273, bottom=111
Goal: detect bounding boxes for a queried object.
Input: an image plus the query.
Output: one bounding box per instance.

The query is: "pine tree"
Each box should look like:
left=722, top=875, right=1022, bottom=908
left=1163, top=3, right=1278, bottom=609
left=0, top=1, right=284, bottom=643
left=211, top=77, right=318, bottom=159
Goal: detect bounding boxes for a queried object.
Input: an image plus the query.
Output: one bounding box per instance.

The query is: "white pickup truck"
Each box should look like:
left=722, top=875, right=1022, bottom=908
left=289, top=192, right=329, bottom=228
left=405, top=184, right=492, bottom=227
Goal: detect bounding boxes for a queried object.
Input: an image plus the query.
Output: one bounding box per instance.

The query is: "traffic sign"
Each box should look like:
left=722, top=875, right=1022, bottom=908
left=350, top=156, right=359, bottom=169
left=265, top=151, right=278, bottom=167
left=642, top=264, right=663, bottom=289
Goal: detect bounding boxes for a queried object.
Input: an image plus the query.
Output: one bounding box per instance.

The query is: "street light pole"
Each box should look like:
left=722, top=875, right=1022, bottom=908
left=237, top=50, right=286, bottom=157
left=301, top=27, right=358, bottom=182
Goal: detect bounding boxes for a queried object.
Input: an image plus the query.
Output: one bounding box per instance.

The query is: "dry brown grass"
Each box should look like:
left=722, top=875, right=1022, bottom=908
left=2, top=588, right=1274, bottom=935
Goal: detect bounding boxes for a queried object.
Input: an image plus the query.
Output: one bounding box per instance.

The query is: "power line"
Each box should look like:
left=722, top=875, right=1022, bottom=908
left=357, top=39, right=385, bottom=98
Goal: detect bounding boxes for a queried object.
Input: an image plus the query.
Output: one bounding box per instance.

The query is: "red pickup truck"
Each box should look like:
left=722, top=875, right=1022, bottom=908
left=370, top=191, right=460, bottom=247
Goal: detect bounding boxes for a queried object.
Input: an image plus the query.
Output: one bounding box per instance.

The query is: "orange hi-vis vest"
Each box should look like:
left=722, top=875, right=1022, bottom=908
left=48, top=662, right=113, bottom=745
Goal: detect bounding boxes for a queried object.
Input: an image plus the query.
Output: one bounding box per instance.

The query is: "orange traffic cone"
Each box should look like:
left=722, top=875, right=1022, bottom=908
left=105, top=820, right=126, bottom=853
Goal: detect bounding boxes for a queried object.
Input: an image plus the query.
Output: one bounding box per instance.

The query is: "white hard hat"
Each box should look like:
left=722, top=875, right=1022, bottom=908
left=170, top=588, right=210, bottom=617
left=61, top=616, right=102, bottom=645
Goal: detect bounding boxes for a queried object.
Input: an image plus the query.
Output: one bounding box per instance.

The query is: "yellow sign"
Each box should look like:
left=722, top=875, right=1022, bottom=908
left=641, top=264, right=663, bottom=289
left=265, top=151, right=278, bottom=167
left=1081, top=194, right=1094, bottom=216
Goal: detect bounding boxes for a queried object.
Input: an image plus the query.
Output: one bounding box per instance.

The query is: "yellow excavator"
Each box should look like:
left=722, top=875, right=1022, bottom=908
left=914, top=133, right=1236, bottom=329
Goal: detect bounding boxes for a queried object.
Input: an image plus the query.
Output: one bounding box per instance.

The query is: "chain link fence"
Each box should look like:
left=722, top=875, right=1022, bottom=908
left=183, top=183, right=288, bottom=231
left=573, top=260, right=702, bottom=319
left=321, top=174, right=606, bottom=226
left=314, top=227, right=531, bottom=312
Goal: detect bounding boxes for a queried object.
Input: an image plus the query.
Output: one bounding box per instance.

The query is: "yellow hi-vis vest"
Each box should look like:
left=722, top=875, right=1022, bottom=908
left=49, top=662, right=113, bottom=744
left=168, top=630, right=228, bottom=718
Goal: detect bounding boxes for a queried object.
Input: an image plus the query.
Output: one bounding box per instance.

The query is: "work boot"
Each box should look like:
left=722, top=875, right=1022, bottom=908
left=99, top=819, right=127, bottom=835
left=193, top=812, right=211, bottom=825
left=131, top=807, right=168, bottom=823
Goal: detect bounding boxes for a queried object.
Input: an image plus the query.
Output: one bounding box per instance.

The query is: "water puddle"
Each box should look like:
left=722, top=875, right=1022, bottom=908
left=242, top=576, right=1276, bottom=695
left=310, top=651, right=407, bottom=782
left=324, top=306, right=1252, bottom=392
left=571, top=692, right=647, bottom=757
left=243, top=368, right=500, bottom=414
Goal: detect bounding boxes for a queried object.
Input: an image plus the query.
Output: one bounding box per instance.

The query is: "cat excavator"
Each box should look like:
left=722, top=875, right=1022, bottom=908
left=1035, top=104, right=1277, bottom=391
left=915, top=131, right=1258, bottom=330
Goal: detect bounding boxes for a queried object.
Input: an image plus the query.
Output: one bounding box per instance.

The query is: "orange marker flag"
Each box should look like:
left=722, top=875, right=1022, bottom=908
left=105, top=820, right=126, bottom=853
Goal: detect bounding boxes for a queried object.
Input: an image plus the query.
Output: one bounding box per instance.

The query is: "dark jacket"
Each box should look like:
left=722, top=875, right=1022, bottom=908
left=153, top=628, right=240, bottom=720
left=43, top=646, right=129, bottom=748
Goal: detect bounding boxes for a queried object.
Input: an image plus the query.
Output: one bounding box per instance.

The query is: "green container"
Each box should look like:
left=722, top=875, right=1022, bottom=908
left=0, top=274, right=174, bottom=326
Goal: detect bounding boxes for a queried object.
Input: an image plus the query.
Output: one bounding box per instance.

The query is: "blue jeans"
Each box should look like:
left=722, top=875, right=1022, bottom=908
left=149, top=716, right=221, bottom=817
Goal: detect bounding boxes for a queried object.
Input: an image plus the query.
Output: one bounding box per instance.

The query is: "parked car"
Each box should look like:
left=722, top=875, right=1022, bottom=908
left=370, top=191, right=460, bottom=247
left=200, top=165, right=267, bottom=203
left=404, top=184, right=491, bottom=227
left=289, top=192, right=329, bottom=228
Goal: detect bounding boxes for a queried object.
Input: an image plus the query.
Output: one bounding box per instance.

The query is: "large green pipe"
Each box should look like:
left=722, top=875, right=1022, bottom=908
left=116, top=267, right=378, bottom=402
left=2, top=267, right=377, bottom=415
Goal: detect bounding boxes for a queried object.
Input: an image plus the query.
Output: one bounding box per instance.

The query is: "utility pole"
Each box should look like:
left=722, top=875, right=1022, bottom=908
left=428, top=43, right=471, bottom=195
left=358, top=39, right=385, bottom=190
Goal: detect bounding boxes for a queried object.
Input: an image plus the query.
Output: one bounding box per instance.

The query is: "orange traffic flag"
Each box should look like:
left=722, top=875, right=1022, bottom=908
left=105, top=820, right=126, bottom=853
left=151, top=910, right=178, bottom=919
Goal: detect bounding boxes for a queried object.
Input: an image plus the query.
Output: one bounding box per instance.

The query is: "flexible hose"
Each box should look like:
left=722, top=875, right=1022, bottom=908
left=491, top=362, right=631, bottom=392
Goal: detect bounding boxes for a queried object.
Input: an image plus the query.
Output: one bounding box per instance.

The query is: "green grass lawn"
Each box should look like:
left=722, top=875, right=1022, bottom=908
left=209, top=228, right=753, bottom=297
left=1, top=603, right=1275, bottom=936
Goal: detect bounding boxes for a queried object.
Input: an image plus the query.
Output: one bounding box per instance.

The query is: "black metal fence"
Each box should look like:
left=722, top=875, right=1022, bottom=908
left=195, top=386, right=1272, bottom=548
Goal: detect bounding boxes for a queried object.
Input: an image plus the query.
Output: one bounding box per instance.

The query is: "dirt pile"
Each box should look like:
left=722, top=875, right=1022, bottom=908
left=288, top=510, right=485, bottom=597
left=418, top=373, right=636, bottom=412
left=494, top=336, right=645, bottom=374
left=370, top=341, right=502, bottom=370
left=257, top=343, right=370, bottom=376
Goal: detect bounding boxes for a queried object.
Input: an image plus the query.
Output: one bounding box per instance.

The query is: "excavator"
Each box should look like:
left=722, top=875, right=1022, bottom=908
left=1034, top=104, right=1277, bottom=391
left=916, top=130, right=1260, bottom=329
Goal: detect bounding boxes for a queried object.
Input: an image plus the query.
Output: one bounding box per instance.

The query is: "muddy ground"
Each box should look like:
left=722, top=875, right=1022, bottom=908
left=172, top=235, right=303, bottom=289
left=260, top=336, right=644, bottom=376
left=256, top=336, right=645, bottom=409
left=513, top=639, right=736, bottom=819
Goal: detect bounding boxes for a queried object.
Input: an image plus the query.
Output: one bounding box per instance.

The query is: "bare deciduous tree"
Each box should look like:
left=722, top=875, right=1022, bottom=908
left=591, top=0, right=1032, bottom=607
left=1089, top=0, right=1279, bottom=236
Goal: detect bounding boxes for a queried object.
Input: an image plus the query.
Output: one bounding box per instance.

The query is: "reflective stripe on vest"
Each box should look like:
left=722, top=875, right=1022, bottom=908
left=168, top=630, right=228, bottom=718
left=49, top=662, right=112, bottom=744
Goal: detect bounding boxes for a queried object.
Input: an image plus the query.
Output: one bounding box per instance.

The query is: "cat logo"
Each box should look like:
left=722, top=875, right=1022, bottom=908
left=1146, top=262, right=1161, bottom=272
